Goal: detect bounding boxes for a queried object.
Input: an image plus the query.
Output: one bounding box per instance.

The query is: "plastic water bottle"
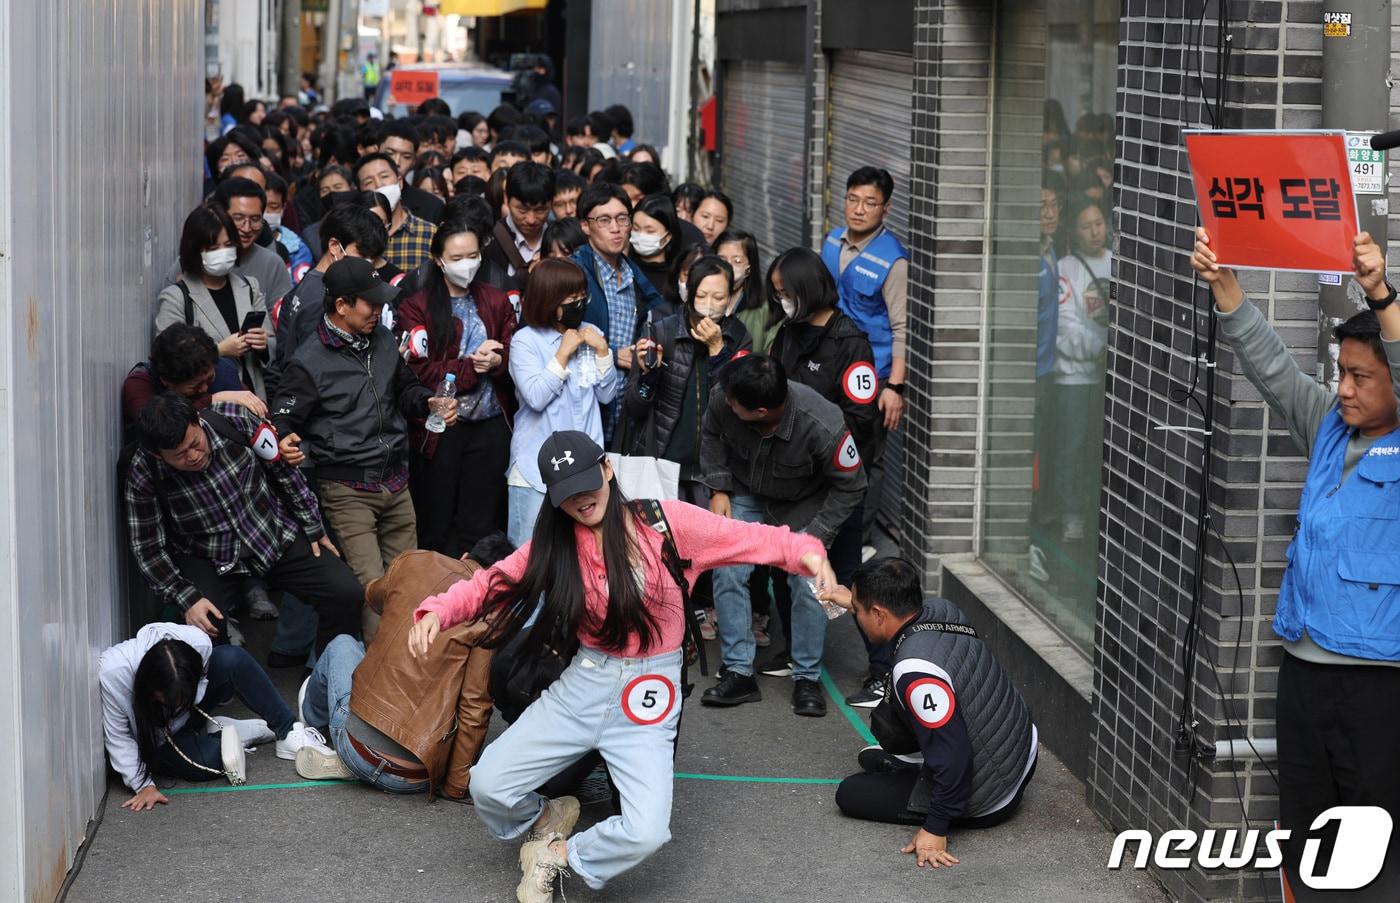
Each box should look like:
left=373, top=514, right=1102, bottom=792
left=425, top=373, right=456, bottom=433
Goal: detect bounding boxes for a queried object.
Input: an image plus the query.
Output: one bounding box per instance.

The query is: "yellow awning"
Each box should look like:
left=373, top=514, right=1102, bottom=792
left=438, top=0, right=547, bottom=14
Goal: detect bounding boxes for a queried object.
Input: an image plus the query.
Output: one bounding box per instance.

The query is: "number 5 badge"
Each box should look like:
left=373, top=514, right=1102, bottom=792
left=622, top=674, right=677, bottom=726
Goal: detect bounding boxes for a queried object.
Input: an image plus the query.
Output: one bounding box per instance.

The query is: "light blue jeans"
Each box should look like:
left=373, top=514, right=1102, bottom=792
left=507, top=484, right=547, bottom=549
left=469, top=645, right=684, bottom=890
left=301, top=635, right=427, bottom=794
left=710, top=495, right=828, bottom=681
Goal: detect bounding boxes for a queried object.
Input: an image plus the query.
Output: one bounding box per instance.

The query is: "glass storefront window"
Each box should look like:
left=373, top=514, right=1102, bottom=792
left=978, top=0, right=1118, bottom=650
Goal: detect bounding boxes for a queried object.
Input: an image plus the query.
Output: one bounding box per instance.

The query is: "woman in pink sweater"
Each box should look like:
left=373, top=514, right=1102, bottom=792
left=409, top=429, right=832, bottom=901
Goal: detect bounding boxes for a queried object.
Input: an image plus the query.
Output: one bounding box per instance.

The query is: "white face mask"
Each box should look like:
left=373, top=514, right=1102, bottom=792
left=201, top=247, right=237, bottom=277
left=629, top=231, right=665, bottom=257
left=779, top=296, right=799, bottom=320
left=731, top=265, right=749, bottom=284
left=441, top=257, right=481, bottom=289
left=677, top=281, right=688, bottom=303
left=376, top=182, right=402, bottom=212
left=264, top=211, right=283, bottom=230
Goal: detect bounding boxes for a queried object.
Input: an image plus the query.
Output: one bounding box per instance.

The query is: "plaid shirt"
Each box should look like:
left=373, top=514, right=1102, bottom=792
left=124, top=403, right=325, bottom=610
left=594, top=254, right=637, bottom=442
left=385, top=211, right=434, bottom=273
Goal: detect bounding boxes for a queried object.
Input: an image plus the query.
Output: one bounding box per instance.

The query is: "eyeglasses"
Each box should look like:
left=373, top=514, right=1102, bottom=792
left=229, top=213, right=264, bottom=229
left=587, top=213, right=632, bottom=229
left=845, top=195, right=887, bottom=212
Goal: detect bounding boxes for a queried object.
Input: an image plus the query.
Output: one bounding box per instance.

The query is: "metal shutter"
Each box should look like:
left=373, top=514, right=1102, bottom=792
left=720, top=61, right=808, bottom=264
left=825, top=51, right=914, bottom=538
left=825, top=51, right=913, bottom=237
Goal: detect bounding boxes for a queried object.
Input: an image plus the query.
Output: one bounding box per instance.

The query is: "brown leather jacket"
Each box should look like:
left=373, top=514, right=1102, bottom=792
left=354, top=550, right=494, bottom=798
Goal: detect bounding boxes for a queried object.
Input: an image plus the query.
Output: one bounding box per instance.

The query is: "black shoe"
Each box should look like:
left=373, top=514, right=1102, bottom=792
left=858, top=744, right=921, bottom=774
left=267, top=649, right=307, bottom=669
left=756, top=650, right=794, bottom=677
left=701, top=669, right=762, bottom=707
left=792, top=678, right=827, bottom=717
left=844, top=672, right=889, bottom=709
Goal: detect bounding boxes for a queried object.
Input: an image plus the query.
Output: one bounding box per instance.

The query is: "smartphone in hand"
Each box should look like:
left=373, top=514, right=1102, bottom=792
left=240, top=310, right=267, bottom=333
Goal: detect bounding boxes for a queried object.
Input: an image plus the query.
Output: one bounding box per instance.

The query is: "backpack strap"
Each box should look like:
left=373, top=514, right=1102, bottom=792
left=176, top=279, right=195, bottom=326
left=632, top=499, right=708, bottom=676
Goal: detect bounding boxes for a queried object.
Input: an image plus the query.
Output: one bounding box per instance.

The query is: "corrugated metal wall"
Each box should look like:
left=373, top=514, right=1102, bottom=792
left=720, top=60, right=807, bottom=265
left=824, top=50, right=913, bottom=237
left=0, top=0, right=203, bottom=899
left=588, top=0, right=676, bottom=153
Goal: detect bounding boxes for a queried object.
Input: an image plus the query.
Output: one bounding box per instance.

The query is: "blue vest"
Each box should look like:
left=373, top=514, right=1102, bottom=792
left=1277, top=409, right=1400, bottom=661
left=822, top=227, right=909, bottom=379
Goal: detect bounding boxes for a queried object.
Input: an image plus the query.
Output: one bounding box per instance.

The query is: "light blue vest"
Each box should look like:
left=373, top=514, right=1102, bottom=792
left=822, top=227, right=909, bottom=379
left=1277, top=408, right=1400, bottom=661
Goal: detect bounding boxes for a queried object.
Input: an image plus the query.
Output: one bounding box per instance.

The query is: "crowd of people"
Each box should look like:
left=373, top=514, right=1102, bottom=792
left=101, top=79, right=1039, bottom=901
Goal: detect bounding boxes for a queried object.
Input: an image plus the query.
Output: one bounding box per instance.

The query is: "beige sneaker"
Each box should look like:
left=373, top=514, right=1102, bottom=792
left=516, top=832, right=570, bottom=903
left=295, top=743, right=353, bottom=780
left=527, top=795, right=580, bottom=841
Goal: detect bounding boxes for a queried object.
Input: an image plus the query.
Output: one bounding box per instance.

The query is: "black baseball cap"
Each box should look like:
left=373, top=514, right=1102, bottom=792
left=324, top=257, right=400, bottom=308
left=538, top=430, right=606, bottom=507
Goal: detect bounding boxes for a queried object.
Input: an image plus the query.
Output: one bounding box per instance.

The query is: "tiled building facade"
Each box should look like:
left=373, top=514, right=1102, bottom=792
left=714, top=1, right=1400, bottom=900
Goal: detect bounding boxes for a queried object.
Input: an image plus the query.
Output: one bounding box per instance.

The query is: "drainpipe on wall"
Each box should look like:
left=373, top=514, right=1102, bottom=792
left=1318, top=1, right=1391, bottom=385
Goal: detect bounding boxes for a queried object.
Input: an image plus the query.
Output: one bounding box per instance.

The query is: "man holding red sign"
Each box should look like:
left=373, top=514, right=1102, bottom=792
left=1191, top=228, right=1400, bottom=900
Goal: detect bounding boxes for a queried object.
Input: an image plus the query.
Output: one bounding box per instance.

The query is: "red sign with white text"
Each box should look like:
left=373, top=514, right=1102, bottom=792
left=1185, top=130, right=1360, bottom=272
left=390, top=69, right=440, bottom=107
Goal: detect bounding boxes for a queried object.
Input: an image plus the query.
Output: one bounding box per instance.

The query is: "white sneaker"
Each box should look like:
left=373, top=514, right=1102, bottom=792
left=1028, top=544, right=1049, bottom=583
left=527, top=795, right=580, bottom=841
left=276, top=721, right=332, bottom=760
left=296, top=744, right=354, bottom=780
left=209, top=716, right=275, bottom=746
left=297, top=676, right=311, bottom=725
left=221, top=727, right=247, bottom=785
left=517, top=833, right=570, bottom=903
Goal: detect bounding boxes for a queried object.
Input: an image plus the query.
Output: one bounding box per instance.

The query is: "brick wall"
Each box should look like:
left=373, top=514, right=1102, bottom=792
left=901, top=0, right=994, bottom=583
left=1086, top=2, right=1400, bottom=900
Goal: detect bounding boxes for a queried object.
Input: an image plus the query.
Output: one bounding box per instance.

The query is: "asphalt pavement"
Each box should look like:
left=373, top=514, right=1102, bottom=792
left=65, top=607, right=1169, bottom=903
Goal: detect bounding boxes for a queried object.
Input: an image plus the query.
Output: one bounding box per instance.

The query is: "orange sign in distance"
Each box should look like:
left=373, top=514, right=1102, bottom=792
left=1185, top=130, right=1360, bottom=272
left=390, top=69, right=441, bottom=107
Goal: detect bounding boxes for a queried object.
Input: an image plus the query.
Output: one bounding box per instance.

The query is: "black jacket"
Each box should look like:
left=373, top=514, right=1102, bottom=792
left=402, top=185, right=446, bottom=225
left=700, top=380, right=867, bottom=545
left=481, top=220, right=532, bottom=295
left=769, top=308, right=882, bottom=461
left=621, top=312, right=752, bottom=458
left=270, top=321, right=431, bottom=484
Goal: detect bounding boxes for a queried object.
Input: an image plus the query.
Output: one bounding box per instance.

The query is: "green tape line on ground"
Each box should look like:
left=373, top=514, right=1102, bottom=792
left=675, top=773, right=840, bottom=785
left=163, top=779, right=357, bottom=795
left=159, top=773, right=840, bottom=797
left=820, top=666, right=878, bottom=746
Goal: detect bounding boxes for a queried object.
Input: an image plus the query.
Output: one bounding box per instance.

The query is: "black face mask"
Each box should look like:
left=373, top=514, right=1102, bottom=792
left=559, top=300, right=587, bottom=329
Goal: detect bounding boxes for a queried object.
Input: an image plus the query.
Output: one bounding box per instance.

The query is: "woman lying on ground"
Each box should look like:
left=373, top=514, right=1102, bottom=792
left=100, top=622, right=327, bottom=811
left=408, top=429, right=836, bottom=902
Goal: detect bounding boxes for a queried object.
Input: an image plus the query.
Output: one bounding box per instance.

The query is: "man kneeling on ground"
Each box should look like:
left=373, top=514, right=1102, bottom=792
left=822, top=558, right=1038, bottom=869
left=294, top=534, right=515, bottom=797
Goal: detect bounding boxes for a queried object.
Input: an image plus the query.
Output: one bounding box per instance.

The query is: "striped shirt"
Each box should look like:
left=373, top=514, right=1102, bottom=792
left=594, top=253, right=637, bottom=443
left=124, top=403, right=325, bottom=610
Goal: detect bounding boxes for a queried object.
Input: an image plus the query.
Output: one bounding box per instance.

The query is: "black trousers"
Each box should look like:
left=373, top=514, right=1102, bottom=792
left=174, top=534, right=362, bottom=653
left=1277, top=654, right=1400, bottom=903
left=410, top=415, right=510, bottom=560
left=835, top=757, right=1036, bottom=831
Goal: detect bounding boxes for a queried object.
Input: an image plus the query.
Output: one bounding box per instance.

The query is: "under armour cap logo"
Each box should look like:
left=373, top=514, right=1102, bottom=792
left=551, top=451, right=575, bottom=471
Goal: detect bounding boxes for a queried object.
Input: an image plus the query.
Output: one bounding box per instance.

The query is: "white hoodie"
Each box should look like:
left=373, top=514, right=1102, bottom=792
left=1054, top=250, right=1111, bottom=385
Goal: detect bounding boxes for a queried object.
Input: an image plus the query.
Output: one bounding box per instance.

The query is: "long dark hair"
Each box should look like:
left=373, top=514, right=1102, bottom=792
left=131, top=639, right=205, bottom=784
left=478, top=478, right=661, bottom=657
left=424, top=216, right=492, bottom=356
left=714, top=229, right=776, bottom=322
left=768, top=246, right=839, bottom=323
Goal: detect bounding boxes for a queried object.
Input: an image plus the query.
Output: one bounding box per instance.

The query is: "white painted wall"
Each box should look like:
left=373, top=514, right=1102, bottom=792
left=0, top=0, right=203, bottom=900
